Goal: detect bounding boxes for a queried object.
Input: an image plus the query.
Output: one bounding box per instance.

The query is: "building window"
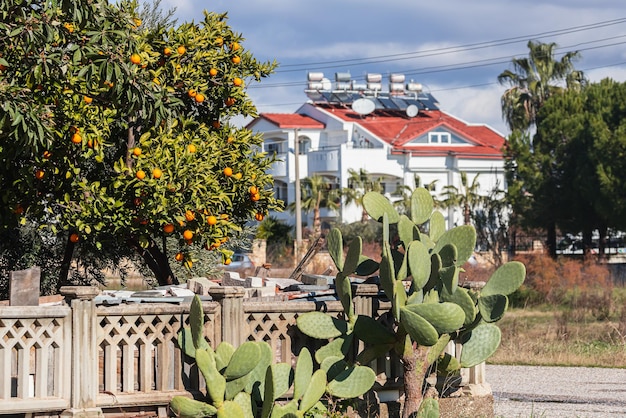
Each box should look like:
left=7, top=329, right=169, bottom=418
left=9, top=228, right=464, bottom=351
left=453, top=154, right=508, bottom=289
left=266, top=143, right=281, bottom=153
left=274, top=182, right=288, bottom=204
left=428, top=132, right=450, bottom=144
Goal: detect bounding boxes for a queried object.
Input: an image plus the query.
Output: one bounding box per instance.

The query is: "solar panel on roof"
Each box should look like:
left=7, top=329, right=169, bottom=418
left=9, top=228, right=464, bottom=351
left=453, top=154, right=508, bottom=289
left=391, top=97, right=409, bottom=109
left=419, top=93, right=440, bottom=110
left=377, top=97, right=400, bottom=109
left=404, top=99, right=426, bottom=110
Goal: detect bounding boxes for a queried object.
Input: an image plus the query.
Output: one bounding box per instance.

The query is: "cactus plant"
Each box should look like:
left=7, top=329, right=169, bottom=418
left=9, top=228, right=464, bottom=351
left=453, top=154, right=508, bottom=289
left=171, top=295, right=374, bottom=418
left=297, top=188, right=525, bottom=417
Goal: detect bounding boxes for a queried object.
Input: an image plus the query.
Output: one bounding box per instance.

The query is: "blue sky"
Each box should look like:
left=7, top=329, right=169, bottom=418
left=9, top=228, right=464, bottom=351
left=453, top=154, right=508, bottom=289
left=164, top=0, right=626, bottom=135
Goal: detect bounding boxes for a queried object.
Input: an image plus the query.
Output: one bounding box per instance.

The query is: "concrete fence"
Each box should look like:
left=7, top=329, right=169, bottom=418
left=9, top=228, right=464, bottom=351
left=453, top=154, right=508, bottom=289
left=0, top=284, right=485, bottom=417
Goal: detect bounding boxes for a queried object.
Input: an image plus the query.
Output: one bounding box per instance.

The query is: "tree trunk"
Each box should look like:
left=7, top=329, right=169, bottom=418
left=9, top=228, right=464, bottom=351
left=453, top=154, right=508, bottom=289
left=128, top=236, right=178, bottom=286
left=546, top=221, right=557, bottom=259
left=598, top=223, right=608, bottom=259
left=59, top=236, right=76, bottom=288
left=401, top=344, right=430, bottom=418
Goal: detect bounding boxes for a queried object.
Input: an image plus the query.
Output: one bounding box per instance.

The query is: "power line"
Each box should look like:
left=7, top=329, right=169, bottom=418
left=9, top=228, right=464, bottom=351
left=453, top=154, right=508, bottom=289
left=253, top=61, right=626, bottom=109
left=250, top=38, right=626, bottom=90
left=275, top=17, right=626, bottom=72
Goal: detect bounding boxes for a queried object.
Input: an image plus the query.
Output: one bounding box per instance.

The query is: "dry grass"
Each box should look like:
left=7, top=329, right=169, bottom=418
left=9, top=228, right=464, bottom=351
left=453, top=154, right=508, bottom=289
left=489, top=307, right=626, bottom=368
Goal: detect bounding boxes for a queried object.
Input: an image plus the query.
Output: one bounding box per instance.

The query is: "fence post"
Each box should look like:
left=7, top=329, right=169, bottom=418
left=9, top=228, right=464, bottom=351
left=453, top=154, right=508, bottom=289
left=209, top=286, right=245, bottom=346
left=60, top=286, right=102, bottom=417
left=352, top=283, right=379, bottom=318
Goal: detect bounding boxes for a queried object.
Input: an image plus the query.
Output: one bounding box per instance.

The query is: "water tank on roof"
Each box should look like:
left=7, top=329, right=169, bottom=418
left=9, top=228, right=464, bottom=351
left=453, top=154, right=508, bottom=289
left=389, top=73, right=406, bottom=83
left=335, top=72, right=351, bottom=82
left=308, top=72, right=324, bottom=81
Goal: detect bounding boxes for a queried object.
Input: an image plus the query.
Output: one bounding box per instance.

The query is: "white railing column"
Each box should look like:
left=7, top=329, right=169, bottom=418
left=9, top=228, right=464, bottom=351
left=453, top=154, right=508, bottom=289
left=60, top=286, right=103, bottom=418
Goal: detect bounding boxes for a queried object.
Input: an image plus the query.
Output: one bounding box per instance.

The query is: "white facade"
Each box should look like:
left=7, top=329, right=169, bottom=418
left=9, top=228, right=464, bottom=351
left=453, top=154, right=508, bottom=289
left=249, top=101, right=506, bottom=230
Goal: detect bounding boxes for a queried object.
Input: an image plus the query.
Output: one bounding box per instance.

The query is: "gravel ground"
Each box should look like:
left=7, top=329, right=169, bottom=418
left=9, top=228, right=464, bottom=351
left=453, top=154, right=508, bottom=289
left=487, top=365, right=626, bottom=417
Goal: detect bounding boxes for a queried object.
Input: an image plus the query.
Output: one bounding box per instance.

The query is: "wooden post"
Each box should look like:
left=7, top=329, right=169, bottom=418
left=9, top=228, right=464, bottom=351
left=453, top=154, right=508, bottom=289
left=60, top=286, right=103, bottom=418
left=209, top=286, right=245, bottom=347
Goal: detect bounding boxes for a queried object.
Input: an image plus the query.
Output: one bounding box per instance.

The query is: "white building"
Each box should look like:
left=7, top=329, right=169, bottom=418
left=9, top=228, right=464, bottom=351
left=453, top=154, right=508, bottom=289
left=247, top=72, right=507, bottom=230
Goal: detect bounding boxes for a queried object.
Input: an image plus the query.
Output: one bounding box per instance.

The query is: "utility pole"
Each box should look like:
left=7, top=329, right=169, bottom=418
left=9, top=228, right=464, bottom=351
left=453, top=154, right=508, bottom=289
left=294, top=129, right=302, bottom=254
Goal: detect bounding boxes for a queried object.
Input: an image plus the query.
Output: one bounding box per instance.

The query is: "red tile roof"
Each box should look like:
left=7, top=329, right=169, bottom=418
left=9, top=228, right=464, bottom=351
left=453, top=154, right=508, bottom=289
left=320, top=105, right=505, bottom=159
left=253, top=105, right=505, bottom=159
left=252, top=113, right=325, bottom=129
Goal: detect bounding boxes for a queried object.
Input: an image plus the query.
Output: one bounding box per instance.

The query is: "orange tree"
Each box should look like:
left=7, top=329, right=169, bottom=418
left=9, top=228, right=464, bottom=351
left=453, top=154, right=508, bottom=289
left=0, top=0, right=280, bottom=287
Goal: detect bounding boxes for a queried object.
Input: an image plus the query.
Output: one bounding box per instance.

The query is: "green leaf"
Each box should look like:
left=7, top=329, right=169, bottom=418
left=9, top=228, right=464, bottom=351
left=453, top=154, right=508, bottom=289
left=314, top=334, right=353, bottom=364
left=460, top=323, right=502, bottom=368
left=434, top=225, right=476, bottom=267
left=293, top=347, right=313, bottom=401
left=363, top=192, right=400, bottom=223
left=296, top=311, right=347, bottom=339
left=327, top=228, right=344, bottom=271
left=478, top=294, right=509, bottom=323
left=429, top=210, right=446, bottom=242
left=400, top=307, right=439, bottom=346
left=481, top=261, right=526, bottom=297
left=224, top=342, right=260, bottom=380
left=411, top=187, right=434, bottom=225
left=326, top=365, right=376, bottom=399
left=299, top=369, right=327, bottom=412
left=403, top=302, right=465, bottom=335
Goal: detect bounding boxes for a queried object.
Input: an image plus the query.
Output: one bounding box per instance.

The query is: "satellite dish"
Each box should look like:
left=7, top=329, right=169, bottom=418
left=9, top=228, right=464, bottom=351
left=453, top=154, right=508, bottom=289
left=352, top=98, right=376, bottom=115
left=406, top=104, right=419, bottom=118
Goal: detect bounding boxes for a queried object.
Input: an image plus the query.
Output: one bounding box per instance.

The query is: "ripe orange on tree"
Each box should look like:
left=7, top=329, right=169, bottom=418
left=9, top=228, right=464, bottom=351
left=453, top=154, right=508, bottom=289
left=152, top=168, right=163, bottom=179
left=232, top=56, right=241, bottom=64
left=43, top=150, right=52, bottom=159
left=69, top=233, right=80, bottom=243
left=207, top=215, right=217, bottom=226
left=251, top=192, right=260, bottom=202
left=177, top=45, right=186, bottom=55
left=227, top=136, right=234, bottom=143
left=255, top=213, right=264, bottom=221
left=230, top=42, right=240, bottom=51
left=71, top=132, right=82, bottom=144
left=183, top=229, right=193, bottom=240
left=249, top=186, right=258, bottom=194
left=223, top=167, right=233, bottom=177
left=130, top=53, right=141, bottom=65
left=163, top=223, right=175, bottom=234
left=35, top=169, right=44, bottom=180
left=83, top=96, right=93, bottom=104
left=225, top=97, right=236, bottom=106
left=132, top=147, right=142, bottom=156
left=224, top=258, right=232, bottom=265
left=175, top=252, right=184, bottom=262
left=185, top=210, right=195, bottom=222
left=234, top=172, right=242, bottom=180
left=164, top=47, right=172, bottom=56
left=194, top=93, right=205, bottom=103
left=187, top=144, right=196, bottom=153
left=233, top=77, right=243, bottom=86
left=209, top=68, right=218, bottom=76
left=215, top=36, right=224, bottom=47
left=136, top=170, right=146, bottom=180
left=188, top=89, right=197, bottom=98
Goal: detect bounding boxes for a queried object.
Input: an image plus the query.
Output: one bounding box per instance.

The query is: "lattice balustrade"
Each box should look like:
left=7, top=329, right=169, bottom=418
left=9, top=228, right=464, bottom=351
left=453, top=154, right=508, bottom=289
left=96, top=302, right=220, bottom=397
left=0, top=306, right=71, bottom=413
left=244, top=301, right=344, bottom=365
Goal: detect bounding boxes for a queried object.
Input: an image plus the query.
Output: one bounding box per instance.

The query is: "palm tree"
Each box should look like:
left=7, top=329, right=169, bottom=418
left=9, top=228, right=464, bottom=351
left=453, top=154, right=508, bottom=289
left=440, top=172, right=482, bottom=225
left=499, top=41, right=586, bottom=258
left=341, top=168, right=383, bottom=222
left=498, top=40, right=585, bottom=132
left=288, top=175, right=340, bottom=237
